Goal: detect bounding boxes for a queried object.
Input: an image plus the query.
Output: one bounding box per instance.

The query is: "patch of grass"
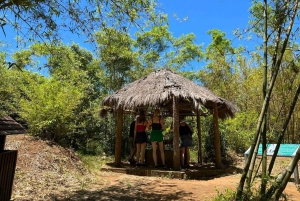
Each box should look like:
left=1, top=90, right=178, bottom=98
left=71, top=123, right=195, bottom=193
left=121, top=177, right=133, bottom=189
left=76, top=151, right=113, bottom=172
left=190, top=150, right=198, bottom=163
left=183, top=173, right=189, bottom=180
left=158, top=171, right=175, bottom=179
left=212, top=188, right=236, bottom=201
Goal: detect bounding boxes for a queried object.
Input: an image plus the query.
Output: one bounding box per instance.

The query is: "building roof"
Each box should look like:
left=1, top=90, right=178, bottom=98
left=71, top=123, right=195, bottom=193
left=101, top=69, right=239, bottom=119
left=0, top=116, right=27, bottom=135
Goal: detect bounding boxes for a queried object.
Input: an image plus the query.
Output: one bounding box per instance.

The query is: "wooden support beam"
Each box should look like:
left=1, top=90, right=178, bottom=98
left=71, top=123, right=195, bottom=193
left=172, top=97, right=180, bottom=170
left=114, top=108, right=123, bottom=167
left=213, top=102, right=222, bottom=168
left=196, top=109, right=202, bottom=165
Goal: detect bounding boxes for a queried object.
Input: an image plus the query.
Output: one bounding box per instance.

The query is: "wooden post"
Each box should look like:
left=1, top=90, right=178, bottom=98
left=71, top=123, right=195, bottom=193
left=213, top=103, right=222, bottom=168
left=196, top=109, right=202, bottom=165
left=114, top=108, right=123, bottom=167
left=0, top=135, right=6, bottom=150
left=0, top=150, right=18, bottom=201
left=172, top=97, right=180, bottom=170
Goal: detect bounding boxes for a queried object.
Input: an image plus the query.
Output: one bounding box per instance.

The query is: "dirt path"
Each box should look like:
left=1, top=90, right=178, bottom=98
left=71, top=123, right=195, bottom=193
left=99, top=172, right=300, bottom=201
left=61, top=171, right=300, bottom=201
left=6, top=134, right=300, bottom=201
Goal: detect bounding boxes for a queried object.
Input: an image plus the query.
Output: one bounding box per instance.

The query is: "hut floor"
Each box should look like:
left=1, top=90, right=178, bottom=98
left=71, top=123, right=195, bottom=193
left=101, top=162, right=242, bottom=180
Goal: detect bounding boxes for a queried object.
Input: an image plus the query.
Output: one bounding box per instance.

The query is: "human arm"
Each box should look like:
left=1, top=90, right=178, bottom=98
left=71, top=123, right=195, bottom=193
left=187, top=124, right=193, bottom=134
left=134, top=121, right=137, bottom=142
left=160, top=118, right=166, bottom=131
left=187, top=123, right=193, bottom=138
left=147, top=119, right=152, bottom=130
left=134, top=116, right=138, bottom=141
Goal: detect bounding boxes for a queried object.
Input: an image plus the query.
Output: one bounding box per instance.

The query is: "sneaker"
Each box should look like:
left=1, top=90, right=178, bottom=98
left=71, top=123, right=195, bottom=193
left=128, top=159, right=136, bottom=165
left=162, top=165, right=167, bottom=169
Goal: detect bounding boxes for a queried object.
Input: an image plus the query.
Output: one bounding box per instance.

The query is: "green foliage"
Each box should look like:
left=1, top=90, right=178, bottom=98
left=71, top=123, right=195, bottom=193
left=6, top=43, right=105, bottom=153
left=222, top=112, right=258, bottom=153
left=198, top=29, right=241, bottom=102
left=96, top=27, right=142, bottom=91
left=19, top=75, right=85, bottom=140
left=77, top=150, right=113, bottom=171
left=212, top=188, right=236, bottom=201
left=0, top=0, right=159, bottom=44
left=0, top=59, right=22, bottom=116
left=135, top=25, right=204, bottom=69
left=202, top=117, right=232, bottom=165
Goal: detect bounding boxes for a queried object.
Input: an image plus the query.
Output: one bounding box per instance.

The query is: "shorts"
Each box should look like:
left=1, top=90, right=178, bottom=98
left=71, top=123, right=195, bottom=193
left=135, top=131, right=147, bottom=144
left=150, top=130, right=163, bottom=142
left=180, top=135, right=192, bottom=148
left=129, top=137, right=135, bottom=149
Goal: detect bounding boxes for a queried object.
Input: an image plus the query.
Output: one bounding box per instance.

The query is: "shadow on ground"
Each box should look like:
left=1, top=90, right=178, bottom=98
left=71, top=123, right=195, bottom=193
left=50, top=181, right=190, bottom=201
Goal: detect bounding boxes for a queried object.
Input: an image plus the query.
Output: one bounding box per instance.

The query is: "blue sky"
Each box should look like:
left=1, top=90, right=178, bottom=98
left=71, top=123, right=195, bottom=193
left=1, top=0, right=255, bottom=72
left=2, top=0, right=253, bottom=48
left=155, top=0, right=255, bottom=70
left=158, top=0, right=253, bottom=48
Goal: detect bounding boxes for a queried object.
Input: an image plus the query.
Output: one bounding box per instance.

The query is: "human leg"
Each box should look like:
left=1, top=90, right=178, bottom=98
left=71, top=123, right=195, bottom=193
left=151, top=141, right=158, bottom=167
left=140, top=142, right=146, bottom=165
left=136, top=143, right=141, bottom=164
left=129, top=137, right=136, bottom=161
left=158, top=141, right=166, bottom=166
left=180, top=147, right=186, bottom=167
left=186, top=146, right=191, bottom=167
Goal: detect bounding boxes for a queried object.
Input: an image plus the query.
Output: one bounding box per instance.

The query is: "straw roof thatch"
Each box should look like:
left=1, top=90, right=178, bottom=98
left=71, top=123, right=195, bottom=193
left=101, top=69, right=239, bottom=119
left=0, top=116, right=27, bottom=135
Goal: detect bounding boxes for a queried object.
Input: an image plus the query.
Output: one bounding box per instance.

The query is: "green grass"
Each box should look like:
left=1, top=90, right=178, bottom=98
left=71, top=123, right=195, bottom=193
left=77, top=151, right=113, bottom=171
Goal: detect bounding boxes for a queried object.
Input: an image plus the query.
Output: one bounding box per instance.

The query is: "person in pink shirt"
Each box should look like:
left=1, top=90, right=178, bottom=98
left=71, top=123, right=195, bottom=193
left=134, top=110, right=148, bottom=166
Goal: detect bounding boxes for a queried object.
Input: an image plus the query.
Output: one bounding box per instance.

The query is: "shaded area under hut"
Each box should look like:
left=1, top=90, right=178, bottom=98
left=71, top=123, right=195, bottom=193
left=100, top=69, right=239, bottom=171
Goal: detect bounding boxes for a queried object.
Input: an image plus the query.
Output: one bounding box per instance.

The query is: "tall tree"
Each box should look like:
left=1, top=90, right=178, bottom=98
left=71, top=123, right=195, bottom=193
left=198, top=29, right=240, bottom=102
left=236, top=0, right=300, bottom=199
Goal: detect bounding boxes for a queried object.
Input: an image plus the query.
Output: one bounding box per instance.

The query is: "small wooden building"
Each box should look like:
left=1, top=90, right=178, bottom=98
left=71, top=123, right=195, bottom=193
left=101, top=69, right=239, bottom=170
left=0, top=116, right=27, bottom=201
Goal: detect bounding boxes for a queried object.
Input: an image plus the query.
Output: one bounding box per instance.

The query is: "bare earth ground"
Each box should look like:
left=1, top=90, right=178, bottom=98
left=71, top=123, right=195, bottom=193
left=5, top=134, right=300, bottom=201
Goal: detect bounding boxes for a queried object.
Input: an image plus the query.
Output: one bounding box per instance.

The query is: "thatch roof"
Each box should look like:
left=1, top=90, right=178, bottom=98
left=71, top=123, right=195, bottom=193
left=101, top=69, right=239, bottom=119
left=0, top=116, right=27, bottom=135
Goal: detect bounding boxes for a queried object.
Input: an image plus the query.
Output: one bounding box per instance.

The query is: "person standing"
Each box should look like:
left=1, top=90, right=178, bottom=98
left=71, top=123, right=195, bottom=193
left=134, top=110, right=148, bottom=166
left=128, top=118, right=136, bottom=165
left=148, top=109, right=167, bottom=168
left=179, top=116, right=193, bottom=169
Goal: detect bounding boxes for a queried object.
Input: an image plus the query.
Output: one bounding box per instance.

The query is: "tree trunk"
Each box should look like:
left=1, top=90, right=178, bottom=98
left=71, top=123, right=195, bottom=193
left=268, top=83, right=300, bottom=174
left=264, top=147, right=300, bottom=199
left=247, top=132, right=261, bottom=187
left=261, top=0, right=268, bottom=196
left=236, top=2, right=298, bottom=199
left=275, top=147, right=300, bottom=199
left=197, top=109, right=202, bottom=165
left=172, top=96, right=180, bottom=170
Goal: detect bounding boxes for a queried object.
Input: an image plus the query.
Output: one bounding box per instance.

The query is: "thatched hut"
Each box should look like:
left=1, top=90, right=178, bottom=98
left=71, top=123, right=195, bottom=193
left=0, top=116, right=27, bottom=150
left=0, top=116, right=27, bottom=201
left=101, top=69, right=239, bottom=170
